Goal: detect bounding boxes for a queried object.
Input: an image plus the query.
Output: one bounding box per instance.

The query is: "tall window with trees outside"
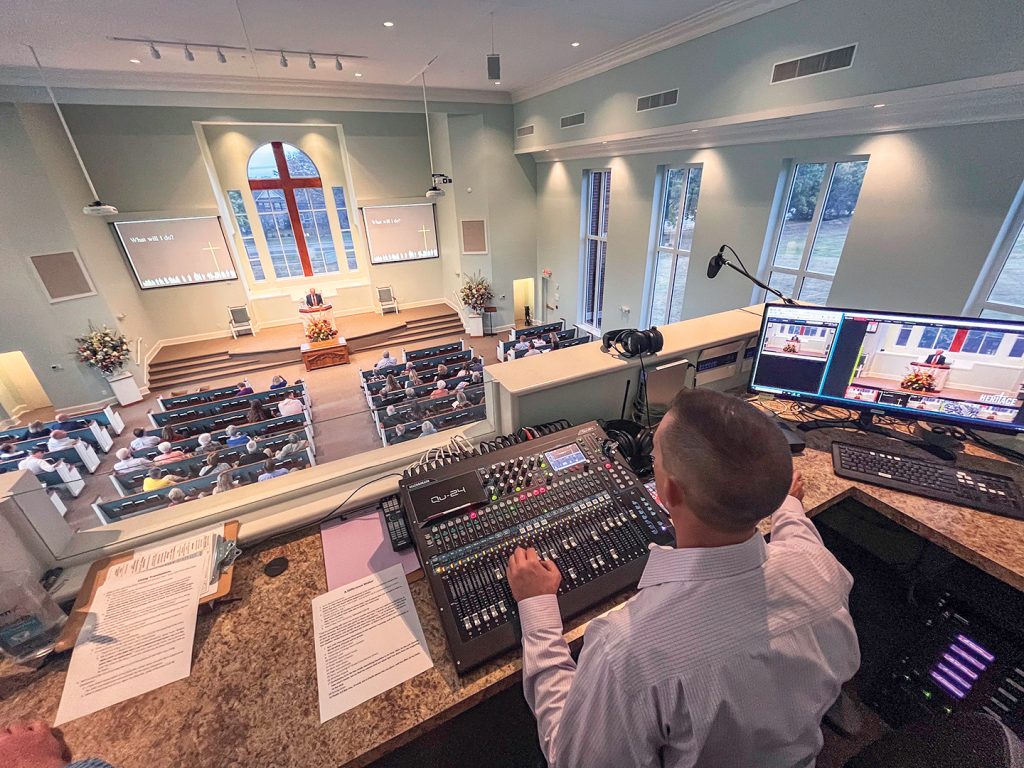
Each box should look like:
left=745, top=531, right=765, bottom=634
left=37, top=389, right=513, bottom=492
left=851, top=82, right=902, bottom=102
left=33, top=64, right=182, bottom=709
left=969, top=194, right=1024, bottom=321
left=648, top=166, right=702, bottom=325
left=762, top=158, right=869, bottom=304
left=581, top=170, right=611, bottom=331
left=246, top=142, right=340, bottom=279
left=225, top=190, right=265, bottom=281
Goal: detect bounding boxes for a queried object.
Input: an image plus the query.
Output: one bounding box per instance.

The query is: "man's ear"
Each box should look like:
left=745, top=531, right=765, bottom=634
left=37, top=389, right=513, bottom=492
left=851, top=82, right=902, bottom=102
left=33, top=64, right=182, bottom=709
left=661, top=473, right=685, bottom=510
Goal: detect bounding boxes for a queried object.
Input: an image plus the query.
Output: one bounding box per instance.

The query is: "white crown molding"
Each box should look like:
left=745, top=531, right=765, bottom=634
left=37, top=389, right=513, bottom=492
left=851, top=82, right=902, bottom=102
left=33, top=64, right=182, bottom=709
left=523, top=71, right=1024, bottom=162
left=510, top=0, right=802, bottom=103
left=0, top=66, right=512, bottom=106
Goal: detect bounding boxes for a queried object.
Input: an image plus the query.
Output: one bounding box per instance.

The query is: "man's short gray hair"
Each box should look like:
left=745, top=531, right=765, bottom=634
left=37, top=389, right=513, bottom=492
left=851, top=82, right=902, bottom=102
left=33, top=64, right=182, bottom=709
left=658, top=389, right=792, bottom=532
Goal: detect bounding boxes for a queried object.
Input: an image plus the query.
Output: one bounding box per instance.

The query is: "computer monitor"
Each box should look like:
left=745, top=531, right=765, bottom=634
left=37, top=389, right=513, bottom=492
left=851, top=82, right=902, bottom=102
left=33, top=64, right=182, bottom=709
left=749, top=304, right=1024, bottom=435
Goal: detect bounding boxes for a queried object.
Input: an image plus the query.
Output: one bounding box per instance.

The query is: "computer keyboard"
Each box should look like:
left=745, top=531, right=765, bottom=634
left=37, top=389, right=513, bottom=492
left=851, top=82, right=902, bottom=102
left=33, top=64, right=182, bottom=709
left=831, top=441, right=1024, bottom=520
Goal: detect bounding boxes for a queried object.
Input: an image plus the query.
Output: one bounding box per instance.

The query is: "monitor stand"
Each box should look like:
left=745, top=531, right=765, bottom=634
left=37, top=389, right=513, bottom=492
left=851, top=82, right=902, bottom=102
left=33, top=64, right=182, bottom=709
left=795, top=411, right=959, bottom=462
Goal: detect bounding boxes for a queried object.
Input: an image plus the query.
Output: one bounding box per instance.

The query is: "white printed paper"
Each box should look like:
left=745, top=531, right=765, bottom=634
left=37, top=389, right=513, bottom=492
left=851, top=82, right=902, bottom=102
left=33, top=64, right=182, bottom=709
left=313, top=563, right=433, bottom=723
left=107, top=527, right=221, bottom=598
left=54, top=554, right=205, bottom=725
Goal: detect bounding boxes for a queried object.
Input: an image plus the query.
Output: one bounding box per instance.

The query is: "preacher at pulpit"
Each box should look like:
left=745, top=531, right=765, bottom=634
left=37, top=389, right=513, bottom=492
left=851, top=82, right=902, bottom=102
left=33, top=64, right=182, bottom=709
left=305, top=287, right=324, bottom=307
left=924, top=348, right=948, bottom=365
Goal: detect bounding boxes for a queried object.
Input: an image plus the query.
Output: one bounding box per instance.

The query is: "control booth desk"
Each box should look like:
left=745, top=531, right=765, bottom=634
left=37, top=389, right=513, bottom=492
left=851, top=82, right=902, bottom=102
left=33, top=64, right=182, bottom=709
left=3, top=424, right=1023, bottom=767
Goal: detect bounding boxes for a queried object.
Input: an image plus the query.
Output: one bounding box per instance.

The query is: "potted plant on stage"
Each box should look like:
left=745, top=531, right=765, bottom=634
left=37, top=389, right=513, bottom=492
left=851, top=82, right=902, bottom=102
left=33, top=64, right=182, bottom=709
left=305, top=317, right=339, bottom=346
left=75, top=324, right=142, bottom=405
left=458, top=274, right=493, bottom=337
left=900, top=370, right=937, bottom=393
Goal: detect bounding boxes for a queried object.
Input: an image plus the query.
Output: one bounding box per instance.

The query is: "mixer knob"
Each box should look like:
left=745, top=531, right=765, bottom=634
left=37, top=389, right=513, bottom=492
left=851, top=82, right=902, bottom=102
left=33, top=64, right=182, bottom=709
left=464, top=617, right=473, bottom=631
left=569, top=535, right=578, bottom=548
left=591, top=530, right=599, bottom=541
left=493, top=567, right=504, bottom=580
left=568, top=567, right=578, bottom=579
left=561, top=539, right=570, bottom=551
left=473, top=614, right=481, bottom=627
left=498, top=600, right=507, bottom=614
left=597, top=555, right=606, bottom=566
left=610, top=548, right=619, bottom=560
left=589, top=558, right=599, bottom=570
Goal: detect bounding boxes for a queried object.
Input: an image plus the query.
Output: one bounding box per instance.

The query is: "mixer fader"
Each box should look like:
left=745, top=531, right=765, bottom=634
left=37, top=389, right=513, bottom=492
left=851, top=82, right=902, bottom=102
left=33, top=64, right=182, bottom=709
left=400, top=421, right=673, bottom=672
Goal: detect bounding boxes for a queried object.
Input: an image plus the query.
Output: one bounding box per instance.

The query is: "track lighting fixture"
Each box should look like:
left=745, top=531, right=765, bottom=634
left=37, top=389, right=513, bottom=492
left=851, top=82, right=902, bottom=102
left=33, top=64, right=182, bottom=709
left=335, top=56, right=343, bottom=71
left=280, top=51, right=288, bottom=68
left=216, top=47, right=227, bottom=63
left=149, top=42, right=161, bottom=60
left=184, top=45, right=195, bottom=62
left=308, top=53, right=316, bottom=69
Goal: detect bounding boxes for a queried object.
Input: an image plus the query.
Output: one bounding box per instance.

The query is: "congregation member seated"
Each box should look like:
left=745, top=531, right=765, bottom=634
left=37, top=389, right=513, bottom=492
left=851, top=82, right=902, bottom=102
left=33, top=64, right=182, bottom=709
left=547, top=332, right=560, bottom=349
left=513, top=338, right=531, bottom=353
left=421, top=420, right=438, bottom=436
left=161, top=425, right=181, bottom=443
left=383, top=374, right=402, bottom=394
left=113, top=448, right=153, bottom=474
left=375, top=350, right=398, bottom=369
left=523, top=346, right=543, bottom=357
left=54, top=413, right=88, bottom=431
left=408, top=369, right=424, bottom=386
left=276, top=391, right=305, bottom=418
left=236, top=441, right=266, bottom=466
left=404, top=386, right=417, bottom=402
left=200, top=451, right=232, bottom=477
left=213, top=470, right=237, bottom=495
left=429, top=381, right=449, bottom=400
left=142, top=467, right=183, bottom=491
left=25, top=420, right=51, bottom=439
left=257, top=459, right=290, bottom=482
left=452, top=390, right=471, bottom=410
left=46, top=430, right=79, bottom=452
left=269, top=375, right=288, bottom=390
left=470, top=356, right=484, bottom=373
left=504, top=389, right=859, bottom=767
left=390, top=423, right=416, bottom=444
left=274, top=433, right=308, bottom=459
left=224, top=425, right=249, bottom=448
left=381, top=405, right=402, bottom=429
left=0, top=443, right=26, bottom=460
left=166, top=487, right=188, bottom=506
left=435, top=363, right=449, bottom=377
left=196, top=433, right=224, bottom=454
left=471, top=371, right=483, bottom=384
left=247, top=400, right=269, bottom=423
left=153, top=441, right=189, bottom=465
left=236, top=380, right=254, bottom=396
left=17, top=448, right=63, bottom=475
left=130, top=427, right=160, bottom=451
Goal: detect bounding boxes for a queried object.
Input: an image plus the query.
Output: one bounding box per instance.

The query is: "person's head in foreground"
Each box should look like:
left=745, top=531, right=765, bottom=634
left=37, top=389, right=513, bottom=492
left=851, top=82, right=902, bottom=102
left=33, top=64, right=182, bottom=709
left=197, top=433, right=212, bottom=447
left=115, top=448, right=130, bottom=460
left=421, top=420, right=437, bottom=435
left=395, top=423, right=406, bottom=436
left=167, top=488, right=186, bottom=505
left=225, top=425, right=237, bottom=436
left=132, top=427, right=146, bottom=438
left=157, top=441, right=173, bottom=455
left=246, top=440, right=259, bottom=454
left=653, top=388, right=792, bottom=545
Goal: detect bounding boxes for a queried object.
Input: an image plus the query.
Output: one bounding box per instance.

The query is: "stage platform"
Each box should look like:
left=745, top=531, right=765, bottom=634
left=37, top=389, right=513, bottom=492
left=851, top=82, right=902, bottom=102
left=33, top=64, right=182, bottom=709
left=148, top=303, right=463, bottom=390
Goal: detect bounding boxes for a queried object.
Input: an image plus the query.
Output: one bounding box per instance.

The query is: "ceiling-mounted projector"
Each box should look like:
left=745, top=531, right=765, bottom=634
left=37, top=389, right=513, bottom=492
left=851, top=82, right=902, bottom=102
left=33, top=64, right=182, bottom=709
left=425, top=172, right=452, bottom=199
left=426, top=186, right=445, bottom=199
left=83, top=200, right=118, bottom=216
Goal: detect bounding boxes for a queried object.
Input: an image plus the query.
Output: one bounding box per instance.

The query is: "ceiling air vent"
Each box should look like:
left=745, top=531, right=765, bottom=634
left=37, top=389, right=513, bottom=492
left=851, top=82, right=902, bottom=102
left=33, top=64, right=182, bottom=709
left=772, top=44, right=857, bottom=83
left=560, top=112, right=586, bottom=129
left=516, top=124, right=535, bottom=138
left=637, top=89, right=678, bottom=112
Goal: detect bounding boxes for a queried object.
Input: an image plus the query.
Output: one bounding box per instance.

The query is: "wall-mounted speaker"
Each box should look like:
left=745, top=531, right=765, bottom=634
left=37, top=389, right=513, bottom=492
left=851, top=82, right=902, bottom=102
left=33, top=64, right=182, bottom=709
left=487, top=54, right=501, bottom=81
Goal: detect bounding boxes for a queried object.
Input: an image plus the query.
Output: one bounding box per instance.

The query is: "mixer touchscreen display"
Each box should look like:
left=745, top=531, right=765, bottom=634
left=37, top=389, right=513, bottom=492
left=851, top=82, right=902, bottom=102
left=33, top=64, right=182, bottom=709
left=544, top=443, right=587, bottom=472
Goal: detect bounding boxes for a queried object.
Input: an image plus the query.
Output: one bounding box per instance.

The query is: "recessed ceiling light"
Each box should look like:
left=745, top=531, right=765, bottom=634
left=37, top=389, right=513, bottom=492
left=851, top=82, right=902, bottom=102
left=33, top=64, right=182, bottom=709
left=571, top=41, right=581, bottom=47
left=129, top=58, right=141, bottom=64
left=383, top=21, right=395, bottom=27
left=354, top=72, right=363, bottom=77
left=602, top=141, right=608, bottom=144
left=691, top=129, right=699, bottom=133
left=494, top=81, right=501, bottom=85
left=544, top=149, right=549, bottom=152
left=873, top=103, right=886, bottom=108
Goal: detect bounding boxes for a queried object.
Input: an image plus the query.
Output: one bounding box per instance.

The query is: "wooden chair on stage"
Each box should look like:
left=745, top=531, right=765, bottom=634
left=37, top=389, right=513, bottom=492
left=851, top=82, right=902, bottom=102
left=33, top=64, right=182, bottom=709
left=228, top=305, right=255, bottom=338
left=376, top=285, right=400, bottom=315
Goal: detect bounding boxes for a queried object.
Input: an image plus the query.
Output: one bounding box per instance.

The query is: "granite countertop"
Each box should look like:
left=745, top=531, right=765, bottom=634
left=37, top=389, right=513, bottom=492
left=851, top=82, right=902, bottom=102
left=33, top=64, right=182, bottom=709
left=3, top=421, right=1024, bottom=766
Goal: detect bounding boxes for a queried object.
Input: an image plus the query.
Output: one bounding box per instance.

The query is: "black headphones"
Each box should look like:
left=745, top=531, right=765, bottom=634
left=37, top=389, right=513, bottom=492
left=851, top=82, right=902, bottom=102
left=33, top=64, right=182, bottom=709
left=600, top=418, right=655, bottom=476
left=600, top=327, right=664, bottom=358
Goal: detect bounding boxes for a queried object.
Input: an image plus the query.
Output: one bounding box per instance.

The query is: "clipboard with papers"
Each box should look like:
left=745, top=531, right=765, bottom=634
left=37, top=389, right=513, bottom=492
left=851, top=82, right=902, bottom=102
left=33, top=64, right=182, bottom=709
left=55, top=520, right=241, bottom=653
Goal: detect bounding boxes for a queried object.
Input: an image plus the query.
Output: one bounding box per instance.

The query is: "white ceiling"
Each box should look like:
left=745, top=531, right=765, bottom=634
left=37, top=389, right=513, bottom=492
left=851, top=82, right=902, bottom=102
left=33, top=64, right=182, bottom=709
left=0, top=0, right=742, bottom=98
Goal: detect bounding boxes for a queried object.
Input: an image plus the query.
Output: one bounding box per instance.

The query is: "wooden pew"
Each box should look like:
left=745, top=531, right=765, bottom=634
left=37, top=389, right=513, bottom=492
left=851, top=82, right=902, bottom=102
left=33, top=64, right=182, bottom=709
left=0, top=442, right=100, bottom=475
left=367, top=374, right=473, bottom=410
left=381, top=403, right=487, bottom=446
left=150, top=384, right=307, bottom=427
left=498, top=327, right=578, bottom=361
left=403, top=340, right=464, bottom=363
left=157, top=384, right=240, bottom=411
left=93, top=449, right=315, bottom=524
left=509, top=320, right=563, bottom=341
left=0, top=405, right=124, bottom=441
left=361, top=349, right=473, bottom=383
left=6, top=423, right=113, bottom=455
left=111, top=430, right=311, bottom=496
left=132, top=413, right=313, bottom=459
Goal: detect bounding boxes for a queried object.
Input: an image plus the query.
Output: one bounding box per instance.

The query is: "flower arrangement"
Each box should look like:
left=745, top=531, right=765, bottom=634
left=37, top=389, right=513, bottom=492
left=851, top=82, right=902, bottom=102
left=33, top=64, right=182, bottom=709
left=783, top=343, right=798, bottom=353
left=900, top=371, right=937, bottom=392
left=459, top=274, right=493, bottom=313
left=75, top=325, right=131, bottom=375
left=306, top=317, right=338, bottom=343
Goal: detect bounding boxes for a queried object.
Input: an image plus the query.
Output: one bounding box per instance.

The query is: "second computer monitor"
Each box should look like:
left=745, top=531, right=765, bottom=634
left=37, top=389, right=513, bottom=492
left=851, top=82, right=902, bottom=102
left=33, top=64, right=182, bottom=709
left=749, top=304, right=1024, bottom=434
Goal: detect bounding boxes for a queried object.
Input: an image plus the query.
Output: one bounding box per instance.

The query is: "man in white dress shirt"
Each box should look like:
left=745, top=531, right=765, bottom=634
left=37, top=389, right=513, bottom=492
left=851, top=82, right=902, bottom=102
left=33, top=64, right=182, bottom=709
left=507, top=388, right=860, bottom=768
left=18, top=448, right=63, bottom=475
left=374, top=350, right=398, bottom=370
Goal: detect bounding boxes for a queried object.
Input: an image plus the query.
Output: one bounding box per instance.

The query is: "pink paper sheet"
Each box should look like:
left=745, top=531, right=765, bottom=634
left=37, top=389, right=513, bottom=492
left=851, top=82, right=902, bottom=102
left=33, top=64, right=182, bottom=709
left=320, top=510, right=421, bottom=591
